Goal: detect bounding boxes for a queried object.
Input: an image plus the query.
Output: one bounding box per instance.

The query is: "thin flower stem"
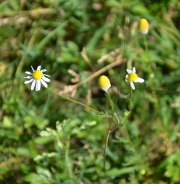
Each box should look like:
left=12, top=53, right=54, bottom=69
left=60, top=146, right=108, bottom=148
left=103, top=112, right=120, bottom=173
left=143, top=35, right=150, bottom=62
left=107, top=92, right=114, bottom=115
left=104, top=119, right=112, bottom=173
left=47, top=88, right=102, bottom=115
left=143, top=35, right=159, bottom=110
left=107, top=92, right=119, bottom=124
left=104, top=92, right=120, bottom=173
left=129, top=86, right=133, bottom=112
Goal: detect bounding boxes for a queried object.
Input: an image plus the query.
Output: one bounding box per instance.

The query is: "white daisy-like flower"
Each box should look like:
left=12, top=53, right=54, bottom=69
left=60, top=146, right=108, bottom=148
left=125, top=67, right=144, bottom=90
left=98, top=75, right=111, bottom=93
left=24, top=66, right=50, bottom=91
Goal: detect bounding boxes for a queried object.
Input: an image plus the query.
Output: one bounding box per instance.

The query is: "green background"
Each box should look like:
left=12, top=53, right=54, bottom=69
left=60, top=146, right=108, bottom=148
left=0, top=0, right=180, bottom=183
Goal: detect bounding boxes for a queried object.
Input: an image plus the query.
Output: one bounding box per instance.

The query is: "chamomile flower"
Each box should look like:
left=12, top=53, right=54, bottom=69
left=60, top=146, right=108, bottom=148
left=98, top=75, right=111, bottom=93
left=24, top=66, right=50, bottom=91
left=125, top=67, right=144, bottom=90
left=139, top=18, right=149, bottom=34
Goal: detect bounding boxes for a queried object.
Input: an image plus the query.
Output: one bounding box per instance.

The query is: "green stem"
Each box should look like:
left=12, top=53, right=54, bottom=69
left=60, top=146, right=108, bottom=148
left=47, top=88, right=102, bottom=115
left=107, top=92, right=114, bottom=115
left=143, top=35, right=159, bottom=110
left=107, top=92, right=119, bottom=124
left=143, top=35, right=150, bottom=62
left=129, top=87, right=133, bottom=112
left=104, top=92, right=119, bottom=173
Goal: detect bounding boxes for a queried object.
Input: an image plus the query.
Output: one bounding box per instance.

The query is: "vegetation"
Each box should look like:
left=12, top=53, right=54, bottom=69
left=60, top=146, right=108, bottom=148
left=0, top=0, right=180, bottom=183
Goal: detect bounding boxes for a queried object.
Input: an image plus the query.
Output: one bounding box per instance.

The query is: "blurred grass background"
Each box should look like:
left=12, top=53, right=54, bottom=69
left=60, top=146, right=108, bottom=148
left=0, top=0, right=180, bottom=183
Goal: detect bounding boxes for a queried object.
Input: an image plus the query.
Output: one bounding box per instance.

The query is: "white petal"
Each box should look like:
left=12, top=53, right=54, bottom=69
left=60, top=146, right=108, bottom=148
left=130, top=81, right=135, bottom=90
left=126, top=69, right=132, bottom=74
left=31, top=80, right=36, bottom=90
left=125, top=75, right=129, bottom=83
left=38, top=80, right=41, bottom=91
left=125, top=79, right=129, bottom=83
left=42, top=76, right=50, bottom=82
left=24, top=76, right=32, bottom=79
left=24, top=79, right=33, bottom=84
left=36, top=80, right=41, bottom=91
left=141, top=29, right=148, bottom=34
left=40, top=79, right=48, bottom=88
left=31, top=66, right=34, bottom=72
left=103, top=83, right=111, bottom=93
left=134, top=77, right=144, bottom=83
left=44, top=74, right=50, bottom=78
left=41, top=69, right=47, bottom=72
left=132, top=67, right=136, bottom=73
left=25, top=71, right=32, bottom=75
left=37, top=66, right=41, bottom=70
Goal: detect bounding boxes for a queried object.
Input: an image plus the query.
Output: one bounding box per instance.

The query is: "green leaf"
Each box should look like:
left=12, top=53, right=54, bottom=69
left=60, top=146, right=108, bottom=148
left=17, top=147, right=33, bottom=158
left=106, top=166, right=137, bottom=177
left=165, top=165, right=180, bottom=181
left=24, top=173, right=52, bottom=184
left=86, top=24, right=111, bottom=53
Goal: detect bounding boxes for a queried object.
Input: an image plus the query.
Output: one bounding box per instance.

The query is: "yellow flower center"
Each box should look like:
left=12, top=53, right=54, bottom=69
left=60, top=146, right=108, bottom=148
left=139, top=18, right=149, bottom=31
left=98, top=75, right=110, bottom=89
left=33, top=70, right=43, bottom=80
left=128, top=73, right=138, bottom=81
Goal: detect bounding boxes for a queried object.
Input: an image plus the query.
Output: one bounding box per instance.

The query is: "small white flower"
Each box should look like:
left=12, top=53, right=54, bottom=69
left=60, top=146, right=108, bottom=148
left=24, top=66, right=50, bottom=91
left=125, top=67, right=144, bottom=90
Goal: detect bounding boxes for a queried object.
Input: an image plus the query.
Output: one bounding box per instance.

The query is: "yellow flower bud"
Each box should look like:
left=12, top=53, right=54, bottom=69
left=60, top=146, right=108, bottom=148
left=140, top=169, right=146, bottom=175
left=139, top=18, right=149, bottom=34
left=98, top=75, right=111, bottom=93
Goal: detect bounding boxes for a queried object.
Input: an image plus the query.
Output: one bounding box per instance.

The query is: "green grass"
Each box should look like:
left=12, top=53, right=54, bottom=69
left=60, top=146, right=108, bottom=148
left=0, top=0, right=180, bottom=183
